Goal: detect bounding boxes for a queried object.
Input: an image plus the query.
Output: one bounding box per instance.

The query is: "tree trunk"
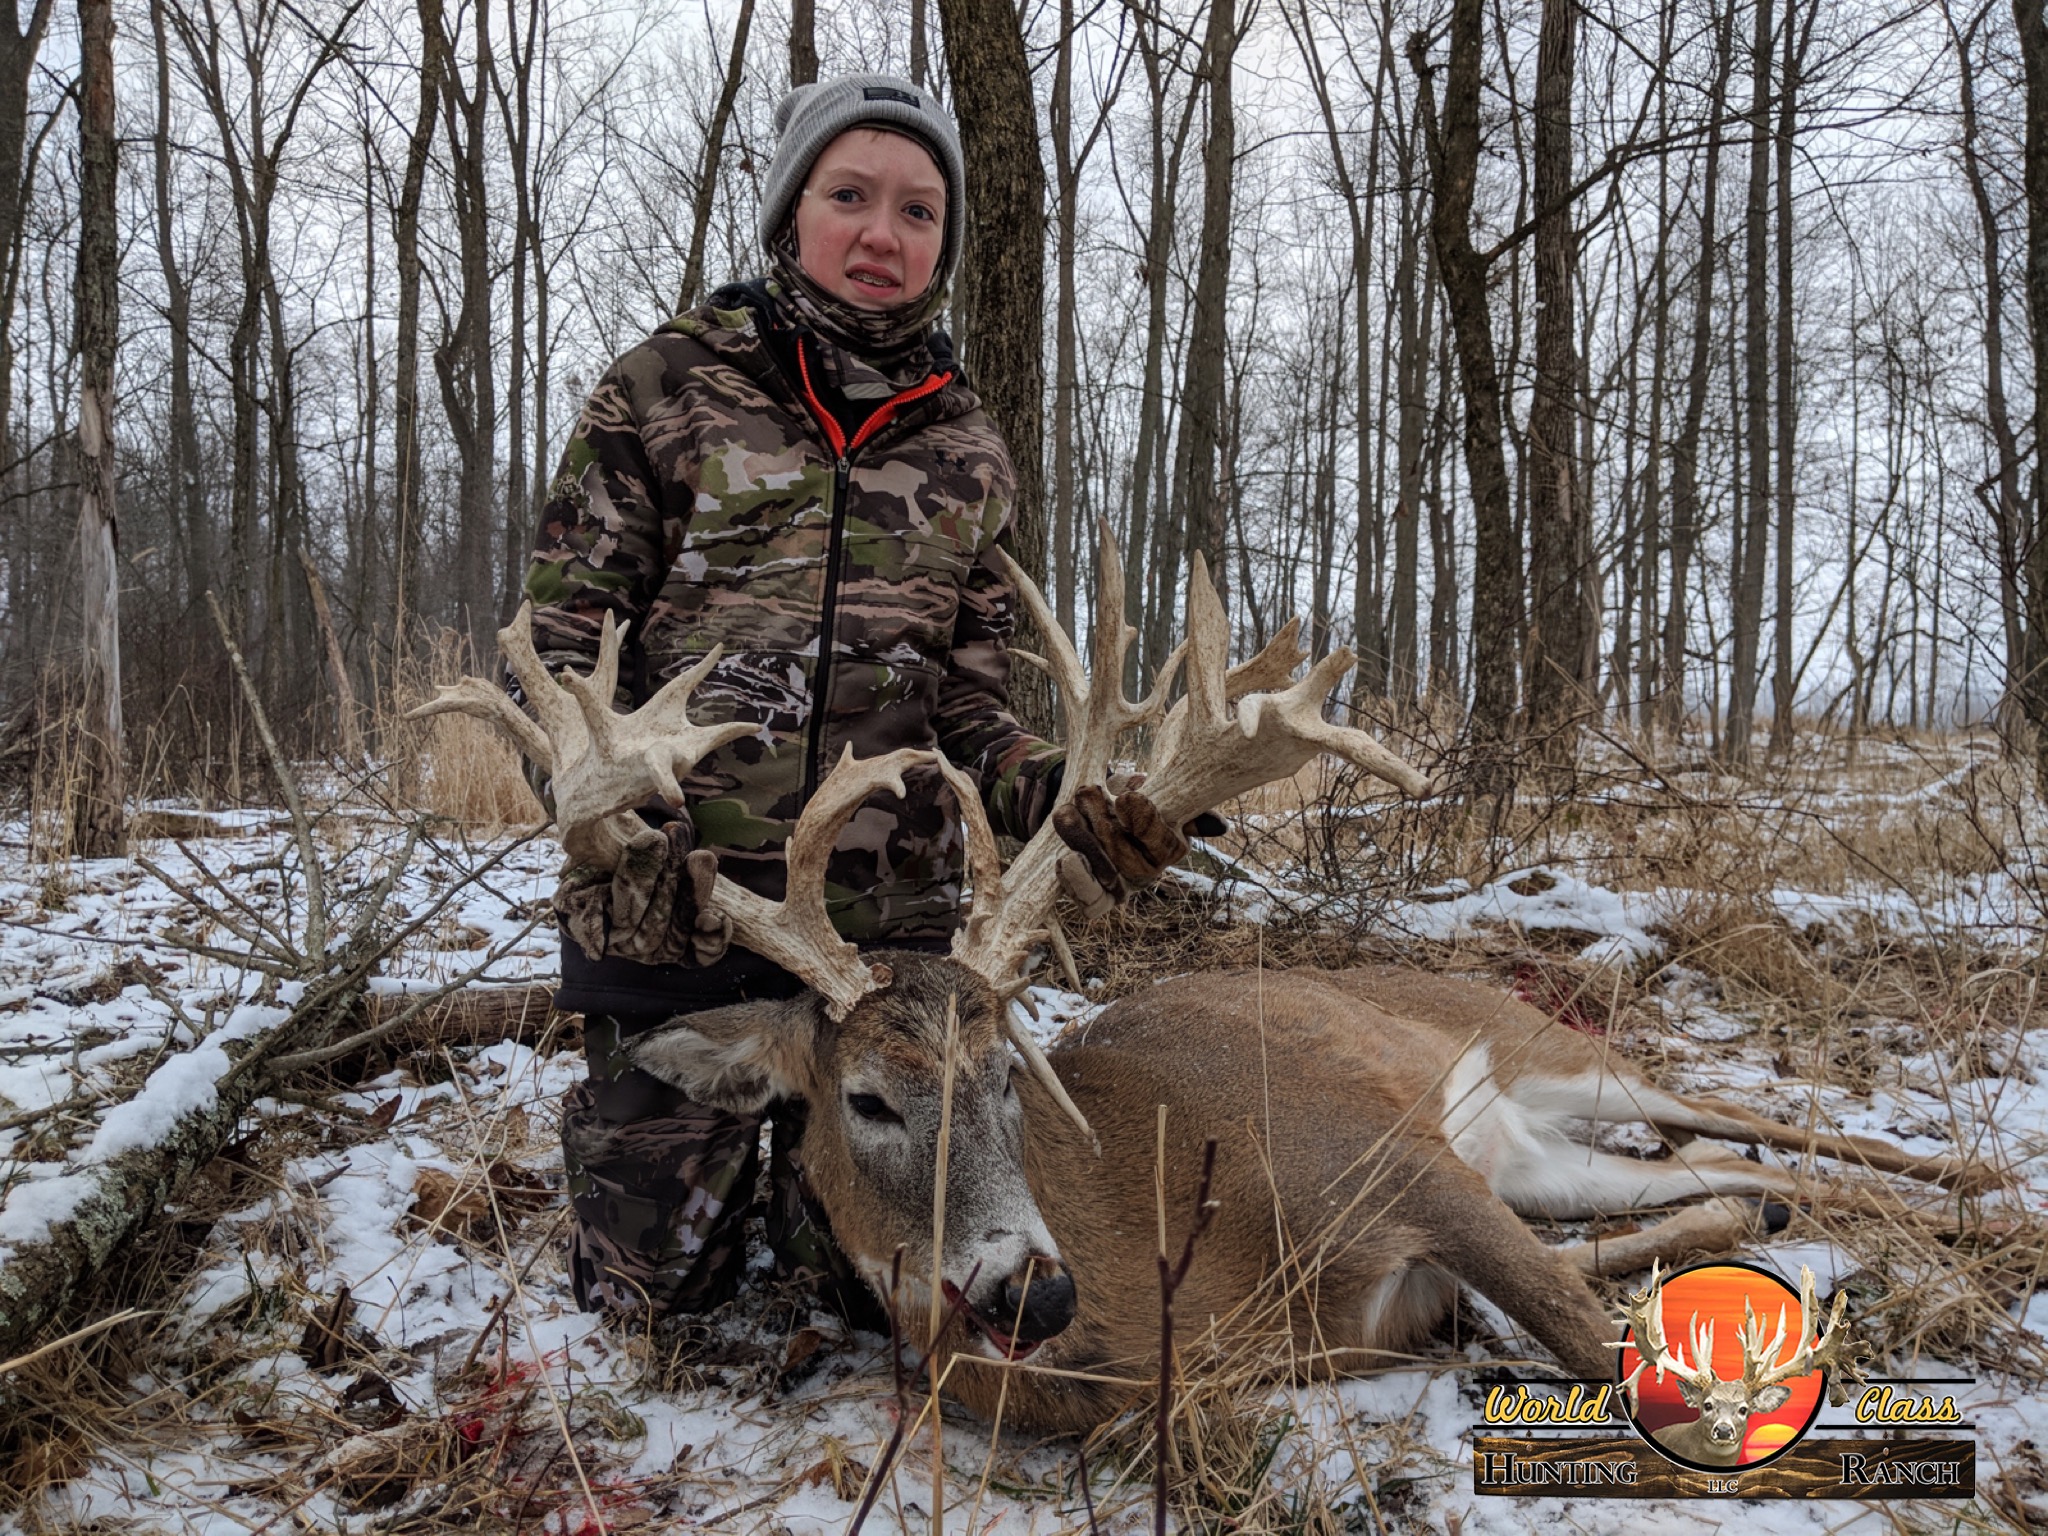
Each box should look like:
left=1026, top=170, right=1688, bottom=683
left=678, top=0, right=752, bottom=313
left=2013, top=0, right=2048, bottom=783
left=1411, top=6, right=1521, bottom=783
left=1524, top=0, right=1587, bottom=754
left=937, top=0, right=1052, bottom=734
left=1769, top=0, right=1804, bottom=751
left=1390, top=145, right=1431, bottom=710
left=301, top=547, right=364, bottom=762
left=73, top=0, right=122, bottom=859
left=1050, top=0, right=1078, bottom=637
left=1948, top=1, right=2027, bottom=717
left=1662, top=0, right=1737, bottom=740
left=1166, top=0, right=1236, bottom=611
left=0, top=0, right=55, bottom=650
left=1726, top=0, right=1773, bottom=767
left=789, top=0, right=816, bottom=87
left=1129, top=18, right=1195, bottom=692
left=392, top=0, right=442, bottom=659
left=150, top=0, right=206, bottom=610
left=433, top=2, right=497, bottom=662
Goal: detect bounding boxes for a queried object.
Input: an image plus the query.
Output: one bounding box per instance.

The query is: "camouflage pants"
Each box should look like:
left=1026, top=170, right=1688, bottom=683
left=560, top=1015, right=872, bottom=1320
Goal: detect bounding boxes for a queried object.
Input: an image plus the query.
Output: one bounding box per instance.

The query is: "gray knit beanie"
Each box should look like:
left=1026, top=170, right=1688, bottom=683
left=758, top=74, right=967, bottom=293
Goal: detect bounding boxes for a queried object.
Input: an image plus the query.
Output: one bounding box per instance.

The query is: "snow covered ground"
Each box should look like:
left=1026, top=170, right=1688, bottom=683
left=0, top=756, right=2043, bottom=1534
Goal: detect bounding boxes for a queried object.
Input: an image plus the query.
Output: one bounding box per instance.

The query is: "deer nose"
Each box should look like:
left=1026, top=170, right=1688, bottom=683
left=1004, top=1260, right=1077, bottom=1343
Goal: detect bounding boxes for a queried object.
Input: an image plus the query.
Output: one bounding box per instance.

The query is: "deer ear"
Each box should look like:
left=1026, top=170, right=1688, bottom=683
left=1752, top=1383, right=1792, bottom=1413
left=625, top=997, right=821, bottom=1114
left=1677, top=1377, right=1708, bottom=1408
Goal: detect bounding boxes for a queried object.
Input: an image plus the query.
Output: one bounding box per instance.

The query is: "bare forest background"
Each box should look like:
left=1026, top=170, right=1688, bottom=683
left=9, top=0, right=2048, bottom=852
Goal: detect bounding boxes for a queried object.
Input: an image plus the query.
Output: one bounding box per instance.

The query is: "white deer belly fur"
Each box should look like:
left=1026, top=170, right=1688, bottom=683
left=1441, top=1047, right=1638, bottom=1217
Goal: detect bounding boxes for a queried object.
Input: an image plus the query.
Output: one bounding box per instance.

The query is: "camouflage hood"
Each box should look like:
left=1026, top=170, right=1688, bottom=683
left=523, top=283, right=1061, bottom=1018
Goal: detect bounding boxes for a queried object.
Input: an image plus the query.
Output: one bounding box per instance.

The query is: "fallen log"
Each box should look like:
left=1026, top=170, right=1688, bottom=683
left=0, top=979, right=360, bottom=1362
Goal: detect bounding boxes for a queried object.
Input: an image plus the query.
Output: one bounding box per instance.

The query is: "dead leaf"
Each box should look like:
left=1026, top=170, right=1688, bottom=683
left=796, top=1437, right=870, bottom=1501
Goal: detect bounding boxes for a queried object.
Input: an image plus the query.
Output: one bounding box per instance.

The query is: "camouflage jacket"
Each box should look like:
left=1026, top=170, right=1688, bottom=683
left=525, top=281, right=1062, bottom=1017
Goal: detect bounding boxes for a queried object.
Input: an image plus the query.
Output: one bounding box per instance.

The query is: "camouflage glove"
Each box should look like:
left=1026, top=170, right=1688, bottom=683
left=554, top=822, right=732, bottom=966
left=1053, top=777, right=1224, bottom=919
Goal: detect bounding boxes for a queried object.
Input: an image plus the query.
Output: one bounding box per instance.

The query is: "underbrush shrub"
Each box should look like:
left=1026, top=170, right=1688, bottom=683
left=378, top=628, right=535, bottom=828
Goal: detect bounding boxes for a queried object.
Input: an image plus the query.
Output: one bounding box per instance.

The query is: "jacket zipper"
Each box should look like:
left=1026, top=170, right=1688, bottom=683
left=792, top=337, right=954, bottom=803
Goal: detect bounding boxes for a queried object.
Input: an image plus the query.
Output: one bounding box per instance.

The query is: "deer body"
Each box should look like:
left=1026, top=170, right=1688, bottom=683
left=631, top=955, right=1961, bottom=1434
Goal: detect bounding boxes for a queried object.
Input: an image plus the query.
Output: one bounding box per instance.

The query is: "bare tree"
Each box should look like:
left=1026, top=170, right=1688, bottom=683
left=1524, top=0, right=1590, bottom=750
left=72, top=0, right=121, bottom=855
left=937, top=0, right=1051, bottom=730
left=432, top=0, right=498, bottom=659
left=1725, top=0, right=1774, bottom=766
left=2016, top=0, right=2048, bottom=781
left=1166, top=0, right=1237, bottom=608
left=391, top=0, right=443, bottom=661
left=676, top=0, right=752, bottom=313
left=1662, top=0, right=1738, bottom=739
left=1412, top=4, right=1521, bottom=778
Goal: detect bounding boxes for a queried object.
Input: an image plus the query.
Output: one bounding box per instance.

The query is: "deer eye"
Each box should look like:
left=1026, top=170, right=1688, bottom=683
left=847, top=1092, right=903, bottom=1126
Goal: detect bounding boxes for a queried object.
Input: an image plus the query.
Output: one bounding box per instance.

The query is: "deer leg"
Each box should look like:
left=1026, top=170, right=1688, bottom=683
left=1639, top=1090, right=1999, bottom=1194
left=1405, top=1164, right=1621, bottom=1388
left=1498, top=1068, right=1997, bottom=1195
left=1490, top=1139, right=1805, bottom=1218
left=1557, top=1196, right=1790, bottom=1277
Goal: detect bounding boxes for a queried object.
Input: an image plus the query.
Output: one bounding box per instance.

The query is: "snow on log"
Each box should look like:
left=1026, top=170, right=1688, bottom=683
left=0, top=986, right=354, bottom=1362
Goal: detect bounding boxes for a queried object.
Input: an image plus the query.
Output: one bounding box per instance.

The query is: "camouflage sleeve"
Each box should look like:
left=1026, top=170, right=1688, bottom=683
left=509, top=346, right=689, bottom=850
left=935, top=503, right=1065, bottom=843
left=515, top=349, right=675, bottom=708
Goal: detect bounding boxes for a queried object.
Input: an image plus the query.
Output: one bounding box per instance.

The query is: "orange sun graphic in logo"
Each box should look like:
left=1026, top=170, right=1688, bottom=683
left=1614, top=1260, right=1842, bottom=1472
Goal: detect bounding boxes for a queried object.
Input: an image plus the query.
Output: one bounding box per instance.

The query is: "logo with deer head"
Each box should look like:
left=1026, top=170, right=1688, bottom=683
left=1613, top=1260, right=1872, bottom=1470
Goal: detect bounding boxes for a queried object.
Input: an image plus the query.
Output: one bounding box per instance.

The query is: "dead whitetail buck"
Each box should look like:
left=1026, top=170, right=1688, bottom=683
left=1615, top=1261, right=1868, bottom=1465
left=415, top=527, right=1995, bottom=1435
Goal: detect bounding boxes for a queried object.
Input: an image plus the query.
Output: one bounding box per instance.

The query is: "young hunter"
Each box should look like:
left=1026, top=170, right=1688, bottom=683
left=519, top=75, right=1198, bottom=1321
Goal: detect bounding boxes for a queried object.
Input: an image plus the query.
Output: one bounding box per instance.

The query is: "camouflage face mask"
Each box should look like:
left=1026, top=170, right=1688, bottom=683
left=770, top=230, right=950, bottom=372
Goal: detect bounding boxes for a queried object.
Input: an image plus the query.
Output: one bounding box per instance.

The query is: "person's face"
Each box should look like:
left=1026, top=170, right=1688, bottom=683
left=794, top=129, right=946, bottom=310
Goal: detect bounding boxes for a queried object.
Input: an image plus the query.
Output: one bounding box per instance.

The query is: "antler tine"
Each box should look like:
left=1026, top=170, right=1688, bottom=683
left=406, top=676, right=554, bottom=774
left=988, top=517, right=1183, bottom=787
left=1738, top=1294, right=1791, bottom=1390
left=709, top=744, right=931, bottom=1020
left=403, top=603, right=754, bottom=868
left=931, top=756, right=1097, bottom=1151
left=1612, top=1260, right=1718, bottom=1407
left=1137, top=553, right=1431, bottom=831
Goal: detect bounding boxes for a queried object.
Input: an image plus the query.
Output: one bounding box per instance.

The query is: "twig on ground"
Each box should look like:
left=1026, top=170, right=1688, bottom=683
left=1155, top=1131, right=1220, bottom=1536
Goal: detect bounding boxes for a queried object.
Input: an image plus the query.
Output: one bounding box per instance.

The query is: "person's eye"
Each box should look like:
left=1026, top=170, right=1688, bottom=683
left=830, top=187, right=861, bottom=205
left=847, top=1092, right=904, bottom=1126
left=905, top=202, right=936, bottom=223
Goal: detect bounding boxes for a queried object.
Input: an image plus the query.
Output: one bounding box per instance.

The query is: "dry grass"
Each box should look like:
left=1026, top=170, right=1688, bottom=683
left=376, top=628, right=538, bottom=831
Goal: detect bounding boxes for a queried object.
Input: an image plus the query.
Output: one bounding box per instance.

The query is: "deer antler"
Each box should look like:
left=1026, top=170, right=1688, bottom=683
left=1137, top=553, right=1430, bottom=830
left=715, top=744, right=933, bottom=1020
left=405, top=606, right=925, bottom=1021
left=954, top=520, right=1184, bottom=982
left=1740, top=1265, right=1870, bottom=1406
left=1612, top=1260, right=1721, bottom=1409
left=927, top=754, right=1098, bottom=1149
left=406, top=603, right=755, bottom=869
